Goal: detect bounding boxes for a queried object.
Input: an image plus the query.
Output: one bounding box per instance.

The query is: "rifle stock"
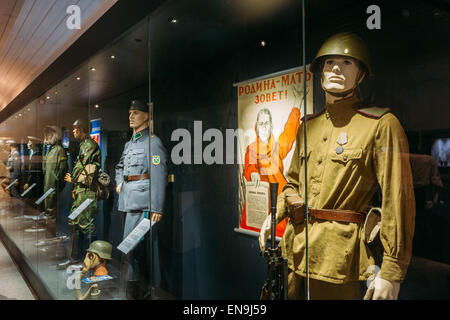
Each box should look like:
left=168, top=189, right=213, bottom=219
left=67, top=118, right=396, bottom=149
left=260, top=182, right=288, bottom=300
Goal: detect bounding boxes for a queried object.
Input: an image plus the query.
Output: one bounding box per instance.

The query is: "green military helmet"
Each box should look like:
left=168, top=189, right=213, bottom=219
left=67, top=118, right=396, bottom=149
left=87, top=240, right=112, bottom=260
left=73, top=119, right=89, bottom=133
left=310, top=32, right=371, bottom=75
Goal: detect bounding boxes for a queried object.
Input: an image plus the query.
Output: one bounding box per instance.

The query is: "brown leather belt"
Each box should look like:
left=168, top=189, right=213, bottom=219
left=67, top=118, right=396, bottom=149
left=309, top=208, right=365, bottom=224
left=123, top=174, right=150, bottom=182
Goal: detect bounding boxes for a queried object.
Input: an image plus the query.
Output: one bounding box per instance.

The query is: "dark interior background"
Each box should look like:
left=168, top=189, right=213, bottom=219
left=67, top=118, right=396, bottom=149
left=2, top=0, right=450, bottom=299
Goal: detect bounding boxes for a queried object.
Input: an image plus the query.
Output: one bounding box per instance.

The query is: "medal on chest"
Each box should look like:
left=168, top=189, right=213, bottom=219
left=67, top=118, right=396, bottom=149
left=336, top=132, right=347, bottom=155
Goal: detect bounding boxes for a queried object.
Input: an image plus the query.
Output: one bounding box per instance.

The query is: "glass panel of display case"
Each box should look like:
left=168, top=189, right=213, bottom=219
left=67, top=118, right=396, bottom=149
left=148, top=0, right=308, bottom=299
left=86, top=17, right=153, bottom=300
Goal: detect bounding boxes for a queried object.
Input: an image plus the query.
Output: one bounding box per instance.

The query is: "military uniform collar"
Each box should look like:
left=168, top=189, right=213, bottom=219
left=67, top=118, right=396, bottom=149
left=133, top=127, right=149, bottom=142
left=325, top=95, right=361, bottom=119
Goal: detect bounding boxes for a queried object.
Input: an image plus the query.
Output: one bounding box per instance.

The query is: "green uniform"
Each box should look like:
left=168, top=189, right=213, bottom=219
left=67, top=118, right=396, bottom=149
left=43, top=143, right=68, bottom=221
left=69, top=137, right=100, bottom=234
left=276, top=96, right=415, bottom=294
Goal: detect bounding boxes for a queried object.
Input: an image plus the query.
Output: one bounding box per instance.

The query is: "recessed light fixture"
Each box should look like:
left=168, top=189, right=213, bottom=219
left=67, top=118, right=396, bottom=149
left=19, top=114, right=22, bottom=117
left=91, top=67, right=96, bottom=71
left=260, top=40, right=267, bottom=47
left=94, top=104, right=99, bottom=108
left=46, top=96, right=50, bottom=100
left=110, top=55, right=116, bottom=59
left=76, top=77, right=81, bottom=80
left=169, top=17, right=178, bottom=24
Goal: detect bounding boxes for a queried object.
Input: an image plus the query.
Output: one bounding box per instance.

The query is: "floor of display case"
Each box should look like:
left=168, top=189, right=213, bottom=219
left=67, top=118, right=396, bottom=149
left=0, top=187, right=174, bottom=300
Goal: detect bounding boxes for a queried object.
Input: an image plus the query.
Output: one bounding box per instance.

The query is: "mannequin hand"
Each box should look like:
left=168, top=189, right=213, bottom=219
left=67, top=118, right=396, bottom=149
left=23, top=184, right=29, bottom=190
left=285, top=193, right=305, bottom=224
left=14, top=180, right=19, bottom=186
left=363, top=276, right=400, bottom=300
left=116, top=183, right=122, bottom=194
left=64, top=173, right=72, bottom=183
left=259, top=215, right=272, bottom=252
left=151, top=212, right=162, bottom=223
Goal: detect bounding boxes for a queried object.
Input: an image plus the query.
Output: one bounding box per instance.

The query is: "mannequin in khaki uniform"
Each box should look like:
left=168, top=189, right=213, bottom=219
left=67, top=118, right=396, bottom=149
left=259, top=32, right=415, bottom=300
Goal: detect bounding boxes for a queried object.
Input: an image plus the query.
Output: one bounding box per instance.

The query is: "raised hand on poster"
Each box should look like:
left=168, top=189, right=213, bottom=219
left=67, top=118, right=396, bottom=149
left=292, top=86, right=310, bottom=111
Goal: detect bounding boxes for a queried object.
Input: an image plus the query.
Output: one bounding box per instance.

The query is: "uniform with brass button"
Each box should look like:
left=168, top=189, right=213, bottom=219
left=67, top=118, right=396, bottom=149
left=259, top=32, right=415, bottom=300
left=115, top=99, right=168, bottom=299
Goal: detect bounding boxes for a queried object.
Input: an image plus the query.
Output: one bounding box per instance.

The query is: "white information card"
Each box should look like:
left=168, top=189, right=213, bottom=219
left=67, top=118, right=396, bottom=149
left=117, top=218, right=156, bottom=254
left=35, top=188, right=55, bottom=205
left=21, top=183, right=36, bottom=197
left=68, top=198, right=94, bottom=221
left=5, top=179, right=18, bottom=190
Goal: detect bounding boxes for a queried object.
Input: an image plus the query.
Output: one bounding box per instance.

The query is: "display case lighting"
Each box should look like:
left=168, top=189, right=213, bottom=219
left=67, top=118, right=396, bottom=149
left=95, top=104, right=99, bottom=108
left=169, top=17, right=178, bottom=23
left=110, top=55, right=116, bottom=59
left=260, top=40, right=267, bottom=47
left=76, top=77, right=81, bottom=80
left=91, top=67, right=96, bottom=71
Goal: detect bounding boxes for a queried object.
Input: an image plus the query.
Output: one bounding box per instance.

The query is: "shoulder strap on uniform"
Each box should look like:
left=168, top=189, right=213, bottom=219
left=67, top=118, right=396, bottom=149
left=301, top=108, right=325, bottom=122
left=357, top=105, right=391, bottom=119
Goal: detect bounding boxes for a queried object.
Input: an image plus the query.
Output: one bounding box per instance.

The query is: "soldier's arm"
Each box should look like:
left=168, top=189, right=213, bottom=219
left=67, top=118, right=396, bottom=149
left=115, top=142, right=128, bottom=188
left=56, top=148, right=68, bottom=181
left=373, top=113, right=415, bottom=282
left=150, top=137, right=168, bottom=215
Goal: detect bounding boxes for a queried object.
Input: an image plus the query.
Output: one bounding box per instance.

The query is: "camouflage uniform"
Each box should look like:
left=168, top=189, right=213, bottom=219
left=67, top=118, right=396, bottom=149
left=69, top=137, right=101, bottom=234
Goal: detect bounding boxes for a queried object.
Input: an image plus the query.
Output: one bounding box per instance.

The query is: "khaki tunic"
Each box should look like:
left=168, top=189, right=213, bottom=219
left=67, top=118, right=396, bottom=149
left=276, top=95, right=415, bottom=284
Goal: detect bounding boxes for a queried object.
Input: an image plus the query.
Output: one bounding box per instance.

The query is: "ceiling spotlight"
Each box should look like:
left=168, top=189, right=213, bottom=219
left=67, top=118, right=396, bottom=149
left=27, top=108, right=30, bottom=111
left=76, top=77, right=81, bottom=80
left=91, top=67, right=96, bottom=71
left=260, top=40, right=267, bottom=47
left=94, top=104, right=99, bottom=108
left=169, top=17, right=178, bottom=24
left=46, top=96, right=50, bottom=100
left=110, top=55, right=116, bottom=59
left=19, top=114, right=22, bottom=117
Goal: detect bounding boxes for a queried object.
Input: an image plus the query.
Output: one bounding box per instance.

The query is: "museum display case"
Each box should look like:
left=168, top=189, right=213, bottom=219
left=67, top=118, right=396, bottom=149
left=0, top=0, right=449, bottom=300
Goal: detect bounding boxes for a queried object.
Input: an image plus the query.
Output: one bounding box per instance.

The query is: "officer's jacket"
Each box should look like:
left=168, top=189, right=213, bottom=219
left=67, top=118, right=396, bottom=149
left=43, top=143, right=68, bottom=193
left=276, top=95, right=415, bottom=284
left=115, top=128, right=167, bottom=213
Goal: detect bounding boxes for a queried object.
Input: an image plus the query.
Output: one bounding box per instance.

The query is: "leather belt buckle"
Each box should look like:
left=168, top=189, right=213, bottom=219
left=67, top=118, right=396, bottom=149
left=123, top=175, right=129, bottom=182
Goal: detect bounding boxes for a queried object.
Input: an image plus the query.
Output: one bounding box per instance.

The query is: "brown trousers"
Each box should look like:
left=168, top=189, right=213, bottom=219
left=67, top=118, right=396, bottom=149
left=288, top=271, right=363, bottom=300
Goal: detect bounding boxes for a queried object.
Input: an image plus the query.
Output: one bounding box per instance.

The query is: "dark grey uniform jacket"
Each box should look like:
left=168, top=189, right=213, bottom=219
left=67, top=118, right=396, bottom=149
left=115, top=128, right=167, bottom=214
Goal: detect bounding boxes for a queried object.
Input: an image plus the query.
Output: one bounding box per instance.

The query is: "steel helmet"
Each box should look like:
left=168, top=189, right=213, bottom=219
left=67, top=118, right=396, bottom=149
left=72, top=119, right=89, bottom=133
left=310, top=32, right=371, bottom=75
left=86, top=240, right=112, bottom=260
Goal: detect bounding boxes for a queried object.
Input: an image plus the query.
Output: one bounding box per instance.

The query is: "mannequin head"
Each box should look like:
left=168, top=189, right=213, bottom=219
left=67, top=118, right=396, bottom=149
left=44, top=126, right=61, bottom=145
left=72, top=119, right=88, bottom=140
left=128, top=99, right=149, bottom=133
left=310, top=32, right=371, bottom=104
left=320, top=55, right=365, bottom=102
left=81, top=240, right=112, bottom=275
left=27, top=136, right=42, bottom=152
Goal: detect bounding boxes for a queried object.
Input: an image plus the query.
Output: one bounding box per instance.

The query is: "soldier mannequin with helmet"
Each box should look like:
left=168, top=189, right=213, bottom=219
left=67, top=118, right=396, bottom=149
left=259, top=32, right=415, bottom=299
left=58, top=119, right=101, bottom=269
